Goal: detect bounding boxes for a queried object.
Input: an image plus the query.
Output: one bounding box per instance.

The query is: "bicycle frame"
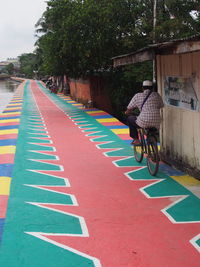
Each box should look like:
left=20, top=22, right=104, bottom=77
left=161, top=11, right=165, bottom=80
left=138, top=128, right=148, bottom=154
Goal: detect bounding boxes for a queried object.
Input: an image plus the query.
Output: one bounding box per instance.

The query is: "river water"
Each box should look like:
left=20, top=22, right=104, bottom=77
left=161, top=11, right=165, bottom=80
left=0, top=79, right=20, bottom=113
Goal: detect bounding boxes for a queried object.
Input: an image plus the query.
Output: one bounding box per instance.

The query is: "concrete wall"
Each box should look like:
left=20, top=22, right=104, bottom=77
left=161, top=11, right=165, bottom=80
left=157, top=51, right=200, bottom=177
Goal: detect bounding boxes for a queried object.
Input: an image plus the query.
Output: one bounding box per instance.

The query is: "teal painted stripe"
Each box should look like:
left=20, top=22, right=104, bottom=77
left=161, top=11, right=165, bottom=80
left=196, top=238, right=200, bottom=247
left=0, top=81, right=95, bottom=267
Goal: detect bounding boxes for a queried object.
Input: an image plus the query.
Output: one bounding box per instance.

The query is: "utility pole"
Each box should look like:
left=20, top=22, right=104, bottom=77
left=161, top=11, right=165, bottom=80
left=153, top=0, right=157, bottom=44
left=153, top=0, right=157, bottom=85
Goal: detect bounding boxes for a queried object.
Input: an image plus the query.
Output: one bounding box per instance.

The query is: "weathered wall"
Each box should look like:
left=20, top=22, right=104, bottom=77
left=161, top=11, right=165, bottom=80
left=69, top=79, right=91, bottom=104
left=69, top=77, right=113, bottom=113
left=157, top=51, right=200, bottom=177
left=90, top=76, right=113, bottom=114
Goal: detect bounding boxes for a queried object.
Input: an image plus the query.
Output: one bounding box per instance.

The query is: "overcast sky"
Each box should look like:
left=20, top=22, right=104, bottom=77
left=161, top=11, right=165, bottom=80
left=0, top=0, right=47, bottom=61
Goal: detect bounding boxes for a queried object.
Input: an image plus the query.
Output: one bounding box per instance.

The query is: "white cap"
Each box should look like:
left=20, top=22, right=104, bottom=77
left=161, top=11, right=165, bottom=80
left=142, top=80, right=153, bottom=87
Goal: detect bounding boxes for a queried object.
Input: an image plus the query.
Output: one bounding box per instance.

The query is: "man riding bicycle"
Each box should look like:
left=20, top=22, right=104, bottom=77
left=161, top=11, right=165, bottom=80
left=125, top=80, right=164, bottom=145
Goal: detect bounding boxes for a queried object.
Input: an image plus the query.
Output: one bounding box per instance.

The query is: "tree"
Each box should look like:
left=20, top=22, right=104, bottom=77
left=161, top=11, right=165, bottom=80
left=19, top=53, right=38, bottom=78
left=5, top=63, right=14, bottom=75
left=33, top=0, right=200, bottom=121
left=35, top=0, right=151, bottom=78
left=154, top=0, right=200, bottom=41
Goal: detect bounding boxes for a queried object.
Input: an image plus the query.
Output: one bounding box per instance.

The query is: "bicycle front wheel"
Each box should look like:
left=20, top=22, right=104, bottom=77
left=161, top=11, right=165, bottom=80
left=147, top=135, right=159, bottom=176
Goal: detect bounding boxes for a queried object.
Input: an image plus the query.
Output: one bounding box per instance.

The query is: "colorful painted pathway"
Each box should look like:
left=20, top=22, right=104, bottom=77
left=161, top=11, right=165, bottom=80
left=0, top=80, right=199, bottom=267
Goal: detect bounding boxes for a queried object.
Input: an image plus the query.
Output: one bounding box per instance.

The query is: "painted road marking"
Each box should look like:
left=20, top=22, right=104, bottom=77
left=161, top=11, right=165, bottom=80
left=0, top=177, right=11, bottom=195
left=1, top=81, right=199, bottom=266
left=0, top=146, right=16, bottom=154
left=56, top=91, right=200, bottom=256
left=96, top=118, right=119, bottom=122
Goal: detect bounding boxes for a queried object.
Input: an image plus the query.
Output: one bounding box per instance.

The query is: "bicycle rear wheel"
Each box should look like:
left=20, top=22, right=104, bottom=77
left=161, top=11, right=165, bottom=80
left=133, top=131, right=144, bottom=162
left=147, top=135, right=159, bottom=176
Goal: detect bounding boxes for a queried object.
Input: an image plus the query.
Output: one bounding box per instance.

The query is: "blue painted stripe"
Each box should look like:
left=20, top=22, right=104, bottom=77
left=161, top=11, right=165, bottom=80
left=92, top=115, right=113, bottom=118
left=0, top=116, right=20, bottom=120
left=0, top=218, right=5, bottom=242
left=84, top=108, right=99, bottom=111
left=159, top=163, right=185, bottom=176
left=3, top=110, right=21, bottom=113
left=123, top=140, right=132, bottom=145
left=7, top=105, right=21, bottom=108
left=0, top=139, right=17, bottom=146
left=0, top=125, right=19, bottom=130
left=0, top=164, right=14, bottom=177
left=106, top=125, right=128, bottom=129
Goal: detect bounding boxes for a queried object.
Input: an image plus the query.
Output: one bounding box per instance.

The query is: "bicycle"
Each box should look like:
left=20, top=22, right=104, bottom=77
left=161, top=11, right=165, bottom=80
left=133, top=127, right=160, bottom=176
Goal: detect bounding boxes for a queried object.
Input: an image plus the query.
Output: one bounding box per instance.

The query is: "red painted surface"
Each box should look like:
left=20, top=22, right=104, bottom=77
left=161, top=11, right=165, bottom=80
left=0, top=114, right=20, bottom=118
left=0, top=122, right=19, bottom=126
left=88, top=112, right=108, bottom=116
left=30, top=185, right=71, bottom=194
left=101, top=121, right=125, bottom=126
left=0, top=134, right=18, bottom=140
left=30, top=81, right=200, bottom=267
left=0, top=196, right=9, bottom=218
left=0, top=154, right=15, bottom=164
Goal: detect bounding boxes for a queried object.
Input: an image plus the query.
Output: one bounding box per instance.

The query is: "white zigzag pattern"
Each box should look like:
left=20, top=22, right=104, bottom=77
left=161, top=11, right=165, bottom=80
left=24, top=98, right=102, bottom=266
left=65, top=111, right=200, bottom=253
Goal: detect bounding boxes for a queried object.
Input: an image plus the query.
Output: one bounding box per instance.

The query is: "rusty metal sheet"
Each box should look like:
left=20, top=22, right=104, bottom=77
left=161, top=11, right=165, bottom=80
left=113, top=50, right=154, bottom=67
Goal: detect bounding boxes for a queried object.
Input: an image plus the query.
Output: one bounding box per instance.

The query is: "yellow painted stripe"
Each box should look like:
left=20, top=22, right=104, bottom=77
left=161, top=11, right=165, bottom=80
left=4, top=107, right=22, bottom=110
left=96, top=118, right=119, bottom=123
left=111, top=128, right=129, bottom=134
left=0, top=119, right=19, bottom=123
left=0, top=146, right=16, bottom=154
left=171, top=175, right=200, bottom=186
left=87, top=110, right=105, bottom=114
left=0, top=177, right=11, bottom=195
left=0, top=129, right=18, bottom=135
left=0, top=112, right=20, bottom=116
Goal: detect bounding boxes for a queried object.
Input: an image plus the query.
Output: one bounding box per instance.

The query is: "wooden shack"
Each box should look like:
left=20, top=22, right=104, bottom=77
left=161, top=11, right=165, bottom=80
left=113, top=35, right=200, bottom=177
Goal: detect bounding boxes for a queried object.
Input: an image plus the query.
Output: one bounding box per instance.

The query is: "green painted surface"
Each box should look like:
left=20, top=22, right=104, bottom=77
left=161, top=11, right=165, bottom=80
left=167, top=195, right=200, bottom=222
left=0, top=81, right=95, bottom=267
left=26, top=143, right=55, bottom=151
left=127, top=168, right=166, bottom=180
left=27, top=137, right=52, bottom=144
left=105, top=148, right=133, bottom=157
left=27, top=151, right=57, bottom=160
left=114, top=156, right=146, bottom=167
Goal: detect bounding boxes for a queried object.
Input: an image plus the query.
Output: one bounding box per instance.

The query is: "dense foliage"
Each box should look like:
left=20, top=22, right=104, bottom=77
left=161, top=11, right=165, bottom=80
left=4, top=63, right=14, bottom=75
left=32, top=0, right=200, bottom=120
left=34, top=0, right=200, bottom=78
left=18, top=53, right=38, bottom=78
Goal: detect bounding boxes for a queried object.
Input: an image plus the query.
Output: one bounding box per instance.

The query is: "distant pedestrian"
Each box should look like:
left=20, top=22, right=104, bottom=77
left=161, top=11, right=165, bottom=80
left=50, top=82, right=58, bottom=94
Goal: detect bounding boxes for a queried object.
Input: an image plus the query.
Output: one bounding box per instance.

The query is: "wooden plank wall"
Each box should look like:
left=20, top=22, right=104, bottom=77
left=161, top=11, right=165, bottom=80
left=157, top=51, right=200, bottom=172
